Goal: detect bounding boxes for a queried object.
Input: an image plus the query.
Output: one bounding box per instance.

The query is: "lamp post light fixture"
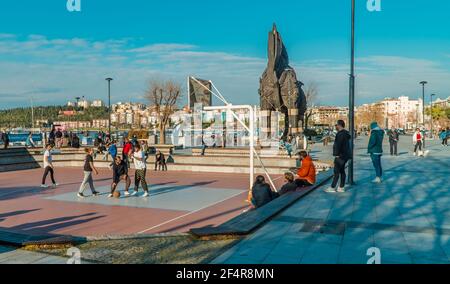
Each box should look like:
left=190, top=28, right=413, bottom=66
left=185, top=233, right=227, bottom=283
left=419, top=81, right=427, bottom=127
left=105, top=78, right=113, bottom=136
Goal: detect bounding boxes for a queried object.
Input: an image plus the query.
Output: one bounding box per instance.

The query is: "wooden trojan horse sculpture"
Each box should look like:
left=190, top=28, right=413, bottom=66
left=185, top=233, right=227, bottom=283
left=259, top=24, right=307, bottom=141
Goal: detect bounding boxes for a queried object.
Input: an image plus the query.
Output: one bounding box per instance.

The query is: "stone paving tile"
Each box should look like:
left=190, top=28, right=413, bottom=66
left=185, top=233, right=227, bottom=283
left=267, top=242, right=309, bottom=260
left=32, top=255, right=69, bottom=264
left=342, top=228, right=374, bottom=242
left=212, top=140, right=450, bottom=264
left=262, top=253, right=300, bottom=264
left=232, top=245, right=273, bottom=262
left=300, top=242, right=341, bottom=264
left=223, top=256, right=263, bottom=264
left=381, top=250, right=413, bottom=264
left=0, top=249, right=55, bottom=264
left=310, top=233, right=343, bottom=245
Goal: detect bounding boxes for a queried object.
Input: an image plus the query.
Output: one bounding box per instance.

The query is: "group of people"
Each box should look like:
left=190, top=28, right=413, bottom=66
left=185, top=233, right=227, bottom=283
left=250, top=150, right=317, bottom=209
left=76, top=141, right=151, bottom=198
left=38, top=135, right=173, bottom=199
left=250, top=118, right=448, bottom=210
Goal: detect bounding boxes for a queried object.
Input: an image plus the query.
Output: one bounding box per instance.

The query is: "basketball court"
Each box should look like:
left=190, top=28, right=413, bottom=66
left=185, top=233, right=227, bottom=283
left=0, top=167, right=283, bottom=238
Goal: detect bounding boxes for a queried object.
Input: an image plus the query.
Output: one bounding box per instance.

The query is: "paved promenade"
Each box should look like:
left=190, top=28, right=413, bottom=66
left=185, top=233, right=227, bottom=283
left=0, top=245, right=69, bottom=264
left=214, top=136, right=450, bottom=264
left=0, top=170, right=274, bottom=238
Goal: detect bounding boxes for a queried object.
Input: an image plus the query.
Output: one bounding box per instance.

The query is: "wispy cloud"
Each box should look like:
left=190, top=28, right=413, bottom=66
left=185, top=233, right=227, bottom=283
left=0, top=34, right=449, bottom=109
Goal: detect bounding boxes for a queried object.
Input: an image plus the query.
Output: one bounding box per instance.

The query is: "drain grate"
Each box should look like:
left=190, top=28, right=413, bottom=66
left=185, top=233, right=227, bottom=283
left=300, top=221, right=346, bottom=236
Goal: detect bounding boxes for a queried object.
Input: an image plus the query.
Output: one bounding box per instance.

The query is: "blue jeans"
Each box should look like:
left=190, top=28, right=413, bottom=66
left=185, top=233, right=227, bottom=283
left=370, top=154, right=383, bottom=178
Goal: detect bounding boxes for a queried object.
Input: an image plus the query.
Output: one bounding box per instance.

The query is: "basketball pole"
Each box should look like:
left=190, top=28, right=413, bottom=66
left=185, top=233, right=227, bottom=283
left=191, top=77, right=276, bottom=191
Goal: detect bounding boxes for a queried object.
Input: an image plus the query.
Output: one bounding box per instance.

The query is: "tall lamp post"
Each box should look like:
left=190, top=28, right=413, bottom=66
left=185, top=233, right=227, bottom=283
left=430, top=93, right=435, bottom=138
left=105, top=78, right=113, bottom=136
left=419, top=81, right=427, bottom=127
left=348, top=0, right=356, bottom=185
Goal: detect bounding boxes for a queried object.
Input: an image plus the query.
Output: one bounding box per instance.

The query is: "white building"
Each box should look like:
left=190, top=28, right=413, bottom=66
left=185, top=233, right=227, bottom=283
left=91, top=100, right=104, bottom=107
left=379, top=96, right=423, bottom=129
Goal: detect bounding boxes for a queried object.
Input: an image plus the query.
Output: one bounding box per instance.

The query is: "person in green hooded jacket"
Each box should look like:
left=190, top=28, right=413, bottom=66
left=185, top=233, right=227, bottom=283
left=368, top=121, right=385, bottom=183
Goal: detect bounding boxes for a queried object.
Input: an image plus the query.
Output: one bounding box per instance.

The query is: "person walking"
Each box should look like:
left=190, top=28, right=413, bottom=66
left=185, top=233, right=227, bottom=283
left=40, top=144, right=58, bottom=188
left=440, top=128, right=449, bottom=146
left=388, top=127, right=399, bottom=156
left=105, top=140, right=117, bottom=161
left=130, top=144, right=149, bottom=197
left=368, top=122, right=385, bottom=183
left=2, top=131, right=10, bottom=149
left=413, top=128, right=424, bottom=156
left=48, top=126, right=56, bottom=146
left=55, top=129, right=63, bottom=148
left=122, top=137, right=133, bottom=168
left=109, top=156, right=131, bottom=197
left=325, top=120, right=351, bottom=193
left=155, top=150, right=167, bottom=171
left=77, top=148, right=100, bottom=198
left=26, top=132, right=36, bottom=148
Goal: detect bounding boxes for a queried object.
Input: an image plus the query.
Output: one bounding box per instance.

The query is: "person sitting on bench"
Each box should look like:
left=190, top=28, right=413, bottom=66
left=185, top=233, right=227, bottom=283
left=250, top=175, right=278, bottom=209
left=296, top=150, right=316, bottom=187
left=279, top=172, right=298, bottom=195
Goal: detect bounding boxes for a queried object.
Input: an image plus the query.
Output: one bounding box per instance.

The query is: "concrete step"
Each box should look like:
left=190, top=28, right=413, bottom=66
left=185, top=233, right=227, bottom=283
left=49, top=160, right=291, bottom=175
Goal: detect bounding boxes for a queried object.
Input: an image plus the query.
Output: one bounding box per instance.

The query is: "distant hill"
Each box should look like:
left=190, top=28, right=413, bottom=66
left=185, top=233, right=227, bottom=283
left=0, top=105, right=109, bottom=128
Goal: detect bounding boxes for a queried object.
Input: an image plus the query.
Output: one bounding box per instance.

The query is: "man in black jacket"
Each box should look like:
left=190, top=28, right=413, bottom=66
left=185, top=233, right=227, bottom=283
left=325, top=120, right=351, bottom=193
left=388, top=127, right=399, bottom=156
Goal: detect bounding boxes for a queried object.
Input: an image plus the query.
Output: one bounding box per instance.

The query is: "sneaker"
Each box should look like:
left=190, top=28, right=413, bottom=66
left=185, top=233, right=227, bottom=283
left=40, top=184, right=49, bottom=188
left=52, top=183, right=59, bottom=188
left=336, top=187, right=346, bottom=193
left=143, top=192, right=149, bottom=197
left=372, top=177, right=382, bottom=184
left=77, top=193, right=85, bottom=198
left=92, top=191, right=100, bottom=196
left=324, top=187, right=337, bottom=193
left=131, top=190, right=138, bottom=196
left=108, top=194, right=113, bottom=198
left=124, top=191, right=131, bottom=196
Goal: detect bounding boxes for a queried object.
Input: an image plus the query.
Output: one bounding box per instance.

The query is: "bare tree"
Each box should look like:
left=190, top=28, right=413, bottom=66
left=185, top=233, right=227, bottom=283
left=303, top=82, right=318, bottom=129
left=145, top=79, right=183, bottom=144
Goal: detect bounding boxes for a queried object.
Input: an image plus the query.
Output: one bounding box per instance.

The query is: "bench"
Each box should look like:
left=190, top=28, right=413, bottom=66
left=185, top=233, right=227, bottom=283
left=0, top=229, right=85, bottom=247
left=189, top=170, right=333, bottom=238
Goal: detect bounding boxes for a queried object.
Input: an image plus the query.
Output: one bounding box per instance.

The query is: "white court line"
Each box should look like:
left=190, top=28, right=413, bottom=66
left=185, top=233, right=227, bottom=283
left=137, top=190, right=246, bottom=234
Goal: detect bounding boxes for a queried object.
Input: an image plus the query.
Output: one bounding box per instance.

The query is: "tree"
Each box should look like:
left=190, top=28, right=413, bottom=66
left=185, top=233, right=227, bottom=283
left=303, top=82, right=318, bottom=129
left=145, top=79, right=183, bottom=144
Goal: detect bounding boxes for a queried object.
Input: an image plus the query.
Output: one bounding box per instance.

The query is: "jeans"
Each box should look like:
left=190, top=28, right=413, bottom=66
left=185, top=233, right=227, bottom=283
left=331, top=157, right=347, bottom=189
left=389, top=141, right=398, bottom=155
left=370, top=154, right=383, bottom=178
left=134, top=169, right=149, bottom=192
left=414, top=141, right=422, bottom=153
left=42, top=166, right=56, bottom=184
left=111, top=174, right=131, bottom=194
left=78, top=171, right=95, bottom=194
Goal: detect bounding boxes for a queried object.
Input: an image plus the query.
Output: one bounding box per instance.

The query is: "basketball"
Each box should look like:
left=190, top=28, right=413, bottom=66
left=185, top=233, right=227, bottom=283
left=113, top=191, right=121, bottom=199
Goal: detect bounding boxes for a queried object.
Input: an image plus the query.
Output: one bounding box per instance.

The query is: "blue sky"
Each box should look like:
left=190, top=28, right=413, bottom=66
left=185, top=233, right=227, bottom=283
left=1, top=0, right=450, bottom=109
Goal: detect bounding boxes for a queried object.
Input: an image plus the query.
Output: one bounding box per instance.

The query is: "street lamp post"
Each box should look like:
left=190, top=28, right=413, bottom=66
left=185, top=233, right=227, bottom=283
left=430, top=93, right=435, bottom=138
left=105, top=78, right=113, bottom=136
left=348, top=0, right=356, bottom=185
left=419, top=81, right=427, bottom=127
